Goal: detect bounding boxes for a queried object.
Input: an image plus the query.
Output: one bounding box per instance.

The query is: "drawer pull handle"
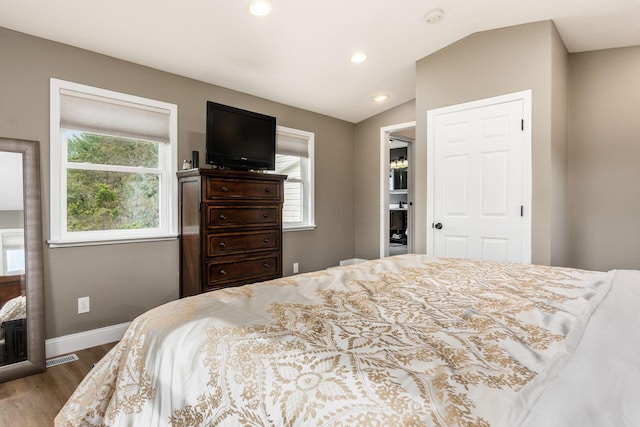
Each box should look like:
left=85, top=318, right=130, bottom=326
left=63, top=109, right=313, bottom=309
left=263, top=263, right=270, bottom=268
left=219, top=214, right=227, bottom=220
left=219, top=242, right=226, bottom=248
left=219, top=269, right=227, bottom=275
left=263, top=238, right=270, bottom=243
left=221, top=186, right=228, bottom=192
left=262, top=213, right=269, bottom=218
left=264, top=188, right=271, bottom=193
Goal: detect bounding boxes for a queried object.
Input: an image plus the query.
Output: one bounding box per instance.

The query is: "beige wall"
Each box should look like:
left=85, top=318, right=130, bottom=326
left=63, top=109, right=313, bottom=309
left=550, top=26, right=570, bottom=267
left=415, top=20, right=569, bottom=265
left=0, top=211, right=24, bottom=229
left=354, top=100, right=415, bottom=260
left=0, top=27, right=355, bottom=338
left=568, top=46, right=640, bottom=271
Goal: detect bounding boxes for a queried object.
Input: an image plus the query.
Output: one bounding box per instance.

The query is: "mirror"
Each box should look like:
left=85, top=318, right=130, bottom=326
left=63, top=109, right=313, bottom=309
left=0, top=137, right=44, bottom=382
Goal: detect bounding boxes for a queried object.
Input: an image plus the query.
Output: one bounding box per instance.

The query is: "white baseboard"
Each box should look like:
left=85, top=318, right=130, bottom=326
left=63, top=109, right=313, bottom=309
left=339, top=258, right=369, bottom=266
left=45, top=322, right=130, bottom=359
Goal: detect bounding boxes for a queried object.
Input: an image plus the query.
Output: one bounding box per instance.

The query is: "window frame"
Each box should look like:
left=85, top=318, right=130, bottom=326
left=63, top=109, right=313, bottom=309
left=49, top=78, right=178, bottom=247
left=275, top=126, right=315, bottom=232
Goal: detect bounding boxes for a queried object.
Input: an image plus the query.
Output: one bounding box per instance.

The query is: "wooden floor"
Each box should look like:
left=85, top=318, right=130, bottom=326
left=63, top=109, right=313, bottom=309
left=0, top=342, right=116, bottom=426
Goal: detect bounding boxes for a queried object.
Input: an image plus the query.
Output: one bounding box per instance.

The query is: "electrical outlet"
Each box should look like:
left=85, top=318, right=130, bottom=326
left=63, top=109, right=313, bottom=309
left=78, top=296, right=90, bottom=314
left=293, top=262, right=299, bottom=274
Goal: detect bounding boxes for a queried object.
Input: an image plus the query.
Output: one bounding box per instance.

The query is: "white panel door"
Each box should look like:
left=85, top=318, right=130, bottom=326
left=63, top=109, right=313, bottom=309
left=430, top=97, right=527, bottom=263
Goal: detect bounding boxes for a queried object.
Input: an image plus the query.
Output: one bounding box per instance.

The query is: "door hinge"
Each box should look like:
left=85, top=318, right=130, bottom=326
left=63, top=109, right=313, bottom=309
left=521, top=119, right=524, bottom=131
left=520, top=205, right=524, bottom=217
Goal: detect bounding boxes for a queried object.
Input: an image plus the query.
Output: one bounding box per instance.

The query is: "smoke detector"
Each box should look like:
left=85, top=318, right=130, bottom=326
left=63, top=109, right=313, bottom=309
left=424, top=8, right=444, bottom=24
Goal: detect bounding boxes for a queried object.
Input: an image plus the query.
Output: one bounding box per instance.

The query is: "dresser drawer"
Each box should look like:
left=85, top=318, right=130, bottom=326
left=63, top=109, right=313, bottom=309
left=205, top=254, right=280, bottom=288
left=206, top=177, right=282, bottom=201
left=207, top=230, right=279, bottom=257
left=205, top=205, right=279, bottom=228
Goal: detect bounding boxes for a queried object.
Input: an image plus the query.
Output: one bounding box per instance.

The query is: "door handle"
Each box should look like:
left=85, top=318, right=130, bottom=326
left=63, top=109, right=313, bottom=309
left=433, top=222, right=443, bottom=230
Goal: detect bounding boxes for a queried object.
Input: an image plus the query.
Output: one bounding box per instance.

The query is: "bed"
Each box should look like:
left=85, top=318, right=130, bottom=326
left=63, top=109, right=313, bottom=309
left=55, top=254, right=640, bottom=426
left=0, top=294, right=27, bottom=364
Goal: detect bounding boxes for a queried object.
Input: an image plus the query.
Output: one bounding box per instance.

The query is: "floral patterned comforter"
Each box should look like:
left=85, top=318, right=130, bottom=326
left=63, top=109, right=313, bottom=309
left=55, top=255, right=612, bottom=426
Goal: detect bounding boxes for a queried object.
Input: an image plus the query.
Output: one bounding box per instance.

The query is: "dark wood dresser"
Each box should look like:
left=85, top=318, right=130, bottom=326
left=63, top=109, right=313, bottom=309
left=177, top=168, right=287, bottom=297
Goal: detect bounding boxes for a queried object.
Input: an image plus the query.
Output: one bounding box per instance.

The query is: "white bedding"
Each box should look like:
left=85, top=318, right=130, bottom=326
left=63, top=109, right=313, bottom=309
left=522, top=269, right=640, bottom=426
left=55, top=255, right=636, bottom=426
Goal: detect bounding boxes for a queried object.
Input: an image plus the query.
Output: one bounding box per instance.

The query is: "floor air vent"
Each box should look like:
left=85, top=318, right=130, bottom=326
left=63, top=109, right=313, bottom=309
left=46, top=353, right=79, bottom=368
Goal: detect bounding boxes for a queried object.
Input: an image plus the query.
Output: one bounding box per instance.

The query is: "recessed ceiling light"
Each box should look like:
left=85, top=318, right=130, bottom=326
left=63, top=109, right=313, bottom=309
left=373, top=94, right=389, bottom=103
left=350, top=52, right=368, bottom=63
left=248, top=0, right=272, bottom=17
left=424, top=8, right=444, bottom=24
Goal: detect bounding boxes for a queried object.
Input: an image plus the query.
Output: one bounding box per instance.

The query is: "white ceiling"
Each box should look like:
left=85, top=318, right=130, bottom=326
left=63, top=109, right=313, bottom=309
left=1, top=0, right=639, bottom=123
left=0, top=152, right=23, bottom=211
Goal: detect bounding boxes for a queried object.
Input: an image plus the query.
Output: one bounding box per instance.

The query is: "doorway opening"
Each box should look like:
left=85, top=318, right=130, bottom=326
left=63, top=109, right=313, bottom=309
left=379, top=121, right=416, bottom=259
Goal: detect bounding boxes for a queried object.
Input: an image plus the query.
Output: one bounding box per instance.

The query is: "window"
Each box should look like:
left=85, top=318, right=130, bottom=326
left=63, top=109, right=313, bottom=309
left=272, top=126, right=315, bottom=231
left=1, top=230, right=24, bottom=275
left=49, top=79, right=178, bottom=247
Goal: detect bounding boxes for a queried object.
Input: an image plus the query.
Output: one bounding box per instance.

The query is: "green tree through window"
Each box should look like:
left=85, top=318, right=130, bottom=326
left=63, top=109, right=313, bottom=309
left=66, top=132, right=160, bottom=232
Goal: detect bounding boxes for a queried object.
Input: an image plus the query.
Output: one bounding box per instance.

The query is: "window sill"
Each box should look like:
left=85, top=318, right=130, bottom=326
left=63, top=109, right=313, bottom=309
left=283, top=224, right=316, bottom=232
left=47, top=234, right=178, bottom=248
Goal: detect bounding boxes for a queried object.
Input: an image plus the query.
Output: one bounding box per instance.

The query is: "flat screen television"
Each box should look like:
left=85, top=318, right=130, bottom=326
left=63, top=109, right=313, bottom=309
left=205, top=101, right=276, bottom=170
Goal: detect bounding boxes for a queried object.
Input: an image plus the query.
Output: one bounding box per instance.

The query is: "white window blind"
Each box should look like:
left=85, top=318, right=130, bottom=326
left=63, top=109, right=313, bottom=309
left=277, top=132, right=309, bottom=158
left=59, top=89, right=171, bottom=143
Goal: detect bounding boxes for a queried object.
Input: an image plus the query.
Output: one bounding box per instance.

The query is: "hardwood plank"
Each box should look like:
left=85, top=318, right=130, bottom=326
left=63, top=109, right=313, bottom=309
left=0, top=342, right=116, bottom=426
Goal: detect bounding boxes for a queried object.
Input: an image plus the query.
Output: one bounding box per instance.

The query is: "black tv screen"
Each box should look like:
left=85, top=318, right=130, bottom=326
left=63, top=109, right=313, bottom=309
left=205, top=101, right=276, bottom=170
